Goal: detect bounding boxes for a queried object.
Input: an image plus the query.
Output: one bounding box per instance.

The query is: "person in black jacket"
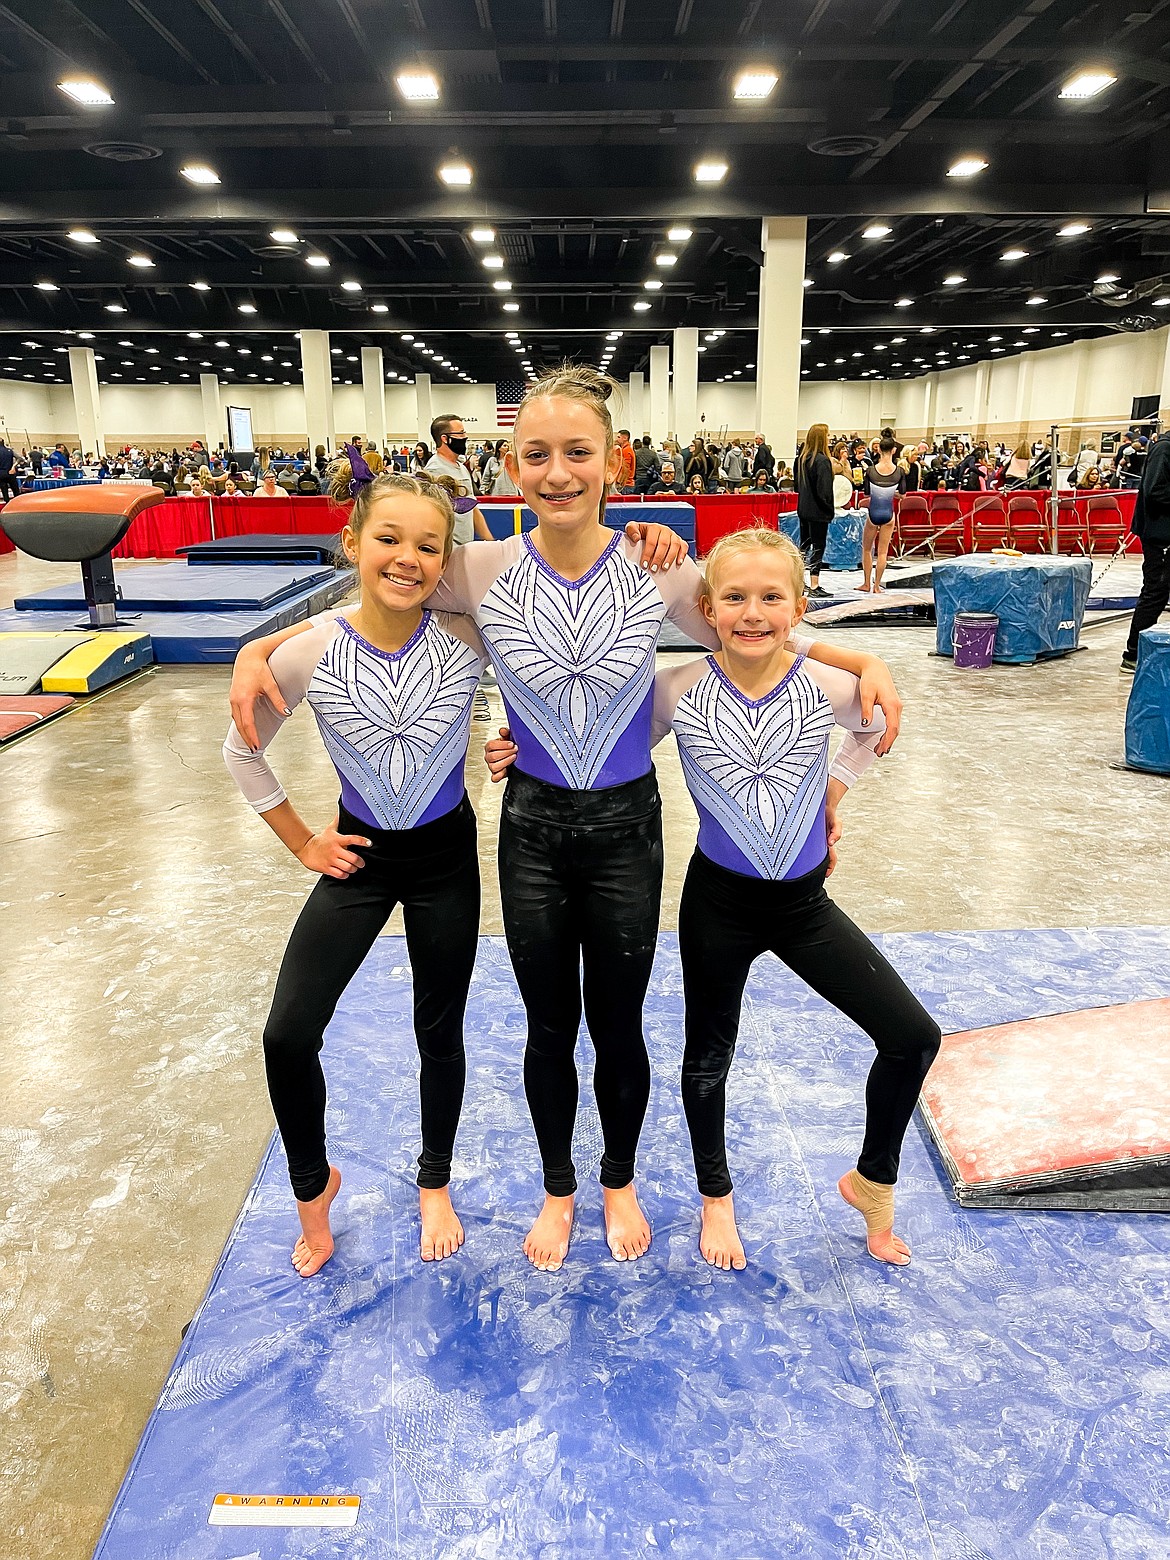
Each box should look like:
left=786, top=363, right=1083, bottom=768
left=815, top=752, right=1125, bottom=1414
left=646, top=460, right=688, bottom=496
left=795, top=422, right=835, bottom=597
left=1122, top=430, right=1170, bottom=671
left=0, top=439, right=18, bottom=501
left=751, top=434, right=774, bottom=477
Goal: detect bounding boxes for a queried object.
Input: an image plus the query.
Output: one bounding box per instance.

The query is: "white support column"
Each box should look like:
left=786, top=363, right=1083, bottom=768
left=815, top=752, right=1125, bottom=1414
left=415, top=372, right=433, bottom=446
left=969, top=360, right=989, bottom=439
left=627, top=371, right=645, bottom=435
left=921, top=372, right=936, bottom=437
left=1013, top=352, right=1035, bottom=441
left=67, top=347, right=105, bottom=457
left=649, top=346, right=670, bottom=444
left=1157, top=329, right=1170, bottom=418
left=672, top=328, right=699, bottom=446
left=300, top=330, right=335, bottom=456
left=754, top=217, right=807, bottom=466
left=361, top=346, right=387, bottom=450
left=198, top=373, right=222, bottom=454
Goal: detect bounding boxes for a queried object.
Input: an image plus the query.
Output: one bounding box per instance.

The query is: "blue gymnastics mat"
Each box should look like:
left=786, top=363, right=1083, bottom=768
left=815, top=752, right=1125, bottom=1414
left=0, top=572, right=354, bottom=663
left=14, top=562, right=337, bottom=614
left=94, top=929, right=1170, bottom=1559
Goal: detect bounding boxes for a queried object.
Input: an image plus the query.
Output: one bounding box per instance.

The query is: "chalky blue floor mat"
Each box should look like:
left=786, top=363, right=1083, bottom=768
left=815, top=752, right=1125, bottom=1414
left=94, top=929, right=1170, bottom=1560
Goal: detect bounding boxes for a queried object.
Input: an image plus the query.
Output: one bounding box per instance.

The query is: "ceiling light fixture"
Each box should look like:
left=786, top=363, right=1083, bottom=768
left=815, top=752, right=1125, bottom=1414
left=469, top=227, right=496, bottom=243
left=35, top=281, right=59, bottom=291
left=492, top=279, right=512, bottom=291
left=1058, top=222, right=1091, bottom=236
left=270, top=228, right=298, bottom=243
left=943, top=274, right=965, bottom=286
left=802, top=277, right=813, bottom=288
left=947, top=157, right=989, bottom=178
left=128, top=255, right=154, bottom=268
left=341, top=280, right=362, bottom=291
left=667, top=227, right=693, bottom=243
left=633, top=300, right=652, bottom=311
left=655, top=254, right=678, bottom=267
left=1001, top=248, right=1029, bottom=260
left=371, top=303, right=388, bottom=313
left=644, top=279, right=663, bottom=290
left=895, top=297, right=913, bottom=307
left=238, top=303, right=257, bottom=313
left=105, top=304, right=126, bottom=313
left=503, top=301, right=520, bottom=312
left=1095, top=272, right=1120, bottom=283
left=180, top=164, right=220, bottom=185
left=439, top=161, right=473, bottom=186
left=1059, top=70, right=1116, bottom=99
left=57, top=78, right=114, bottom=106
left=482, top=255, right=505, bottom=269
left=1026, top=295, right=1047, bottom=305
left=306, top=254, right=330, bottom=268
left=863, top=224, right=892, bottom=239
left=396, top=70, right=440, bottom=100
left=694, top=160, right=728, bottom=183
left=190, top=280, right=210, bottom=291
left=68, top=228, right=99, bottom=244
left=733, top=68, right=778, bottom=100
left=827, top=250, right=849, bottom=264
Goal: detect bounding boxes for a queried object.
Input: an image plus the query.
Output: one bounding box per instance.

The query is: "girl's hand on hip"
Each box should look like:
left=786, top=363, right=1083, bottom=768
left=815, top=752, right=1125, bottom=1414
left=295, top=817, right=371, bottom=878
left=485, top=726, right=518, bottom=783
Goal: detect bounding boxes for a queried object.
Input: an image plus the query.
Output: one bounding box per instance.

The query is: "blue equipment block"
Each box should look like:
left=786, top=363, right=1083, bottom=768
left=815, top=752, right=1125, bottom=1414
left=1125, top=625, right=1170, bottom=774
left=0, top=572, right=354, bottom=663
left=15, top=563, right=337, bottom=614
left=823, top=510, right=863, bottom=571
left=178, top=534, right=341, bottom=566
left=778, top=511, right=801, bottom=545
left=934, top=556, right=1092, bottom=663
left=93, top=929, right=1170, bottom=1560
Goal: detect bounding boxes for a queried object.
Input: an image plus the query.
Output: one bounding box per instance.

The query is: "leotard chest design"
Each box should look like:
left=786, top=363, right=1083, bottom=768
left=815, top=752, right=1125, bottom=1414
left=307, top=614, right=483, bottom=829
left=223, top=610, right=486, bottom=832
left=670, top=655, right=836, bottom=880
left=477, top=531, right=666, bottom=790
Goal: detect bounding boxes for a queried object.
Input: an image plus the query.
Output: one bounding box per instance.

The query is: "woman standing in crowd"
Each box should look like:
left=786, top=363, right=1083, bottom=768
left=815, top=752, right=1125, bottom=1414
left=795, top=422, right=835, bottom=599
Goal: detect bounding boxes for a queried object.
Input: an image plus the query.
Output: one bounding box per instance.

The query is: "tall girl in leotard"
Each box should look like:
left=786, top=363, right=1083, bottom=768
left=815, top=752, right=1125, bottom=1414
left=230, top=370, right=905, bottom=1273
left=652, top=529, right=941, bottom=1269
left=223, top=469, right=488, bottom=1275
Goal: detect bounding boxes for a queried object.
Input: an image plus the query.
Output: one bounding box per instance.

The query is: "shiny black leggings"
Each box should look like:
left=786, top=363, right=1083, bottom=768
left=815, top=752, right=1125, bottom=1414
left=263, top=798, right=480, bottom=1201
left=499, top=768, right=663, bottom=1197
left=679, top=849, right=941, bottom=1198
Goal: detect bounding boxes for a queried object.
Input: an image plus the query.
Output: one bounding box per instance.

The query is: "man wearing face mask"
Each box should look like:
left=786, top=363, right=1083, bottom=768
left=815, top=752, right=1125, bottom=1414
left=426, top=414, right=493, bottom=543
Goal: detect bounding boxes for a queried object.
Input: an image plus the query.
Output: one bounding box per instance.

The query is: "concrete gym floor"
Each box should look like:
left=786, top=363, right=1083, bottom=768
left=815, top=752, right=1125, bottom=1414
left=1, top=548, right=1167, bottom=1560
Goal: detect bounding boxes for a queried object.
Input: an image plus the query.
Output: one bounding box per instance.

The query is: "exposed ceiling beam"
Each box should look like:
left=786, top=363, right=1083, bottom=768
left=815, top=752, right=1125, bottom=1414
left=609, top=0, right=625, bottom=37
left=0, top=3, right=73, bottom=65
left=189, top=0, right=276, bottom=83
left=261, top=0, right=330, bottom=84
left=119, top=0, right=219, bottom=85
left=802, top=0, right=833, bottom=37
left=674, top=0, right=695, bottom=36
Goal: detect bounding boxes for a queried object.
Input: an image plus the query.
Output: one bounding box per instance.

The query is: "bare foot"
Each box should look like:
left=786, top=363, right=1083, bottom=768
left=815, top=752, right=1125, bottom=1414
left=603, top=1183, right=652, bottom=1262
left=837, top=1171, right=911, bottom=1266
left=524, top=1194, right=574, bottom=1271
left=292, top=1165, right=341, bottom=1277
left=419, top=1186, right=464, bottom=1262
left=858, top=583, right=872, bottom=593
left=699, top=1193, right=747, bottom=1271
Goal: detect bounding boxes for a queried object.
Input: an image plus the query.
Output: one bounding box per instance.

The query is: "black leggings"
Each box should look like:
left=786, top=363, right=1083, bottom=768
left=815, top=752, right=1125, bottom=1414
left=263, top=797, right=480, bottom=1201
left=499, top=768, right=663, bottom=1197
left=679, top=849, right=941, bottom=1198
left=799, top=514, right=830, bottom=576
left=1125, top=535, right=1170, bottom=657
left=0, top=473, right=19, bottom=502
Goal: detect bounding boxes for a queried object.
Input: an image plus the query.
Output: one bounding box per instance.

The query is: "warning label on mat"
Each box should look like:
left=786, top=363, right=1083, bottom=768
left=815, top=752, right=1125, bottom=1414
left=208, top=1494, right=360, bottom=1527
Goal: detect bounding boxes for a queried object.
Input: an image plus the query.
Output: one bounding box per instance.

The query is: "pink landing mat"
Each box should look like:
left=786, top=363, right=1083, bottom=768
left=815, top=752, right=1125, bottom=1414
left=918, top=998, right=1170, bottom=1209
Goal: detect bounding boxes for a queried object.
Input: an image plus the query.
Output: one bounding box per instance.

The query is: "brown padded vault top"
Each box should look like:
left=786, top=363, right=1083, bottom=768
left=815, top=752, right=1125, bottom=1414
left=1, top=483, right=167, bottom=563
left=3, top=483, right=167, bottom=520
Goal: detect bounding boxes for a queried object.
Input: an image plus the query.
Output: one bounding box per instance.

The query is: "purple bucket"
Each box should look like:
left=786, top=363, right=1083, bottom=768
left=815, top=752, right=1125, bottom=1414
left=953, top=611, right=998, bottom=669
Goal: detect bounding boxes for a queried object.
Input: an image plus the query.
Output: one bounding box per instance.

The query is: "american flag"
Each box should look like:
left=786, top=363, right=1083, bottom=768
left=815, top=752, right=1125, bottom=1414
left=496, top=380, right=525, bottom=428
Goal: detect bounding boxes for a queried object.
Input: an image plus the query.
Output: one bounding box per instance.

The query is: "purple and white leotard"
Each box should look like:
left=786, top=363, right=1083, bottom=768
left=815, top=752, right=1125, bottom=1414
left=430, top=531, right=716, bottom=790
left=223, top=608, right=487, bottom=830
left=652, top=651, right=885, bottom=880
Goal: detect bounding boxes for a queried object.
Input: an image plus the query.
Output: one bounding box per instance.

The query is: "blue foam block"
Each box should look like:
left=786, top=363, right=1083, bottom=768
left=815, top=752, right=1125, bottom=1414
left=934, top=556, right=1092, bottom=663
left=1125, top=625, right=1170, bottom=774
left=15, top=563, right=337, bottom=614
left=0, top=572, right=354, bottom=663
left=94, top=928, right=1170, bottom=1559
left=179, top=534, right=341, bottom=566
left=823, top=510, right=863, bottom=571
